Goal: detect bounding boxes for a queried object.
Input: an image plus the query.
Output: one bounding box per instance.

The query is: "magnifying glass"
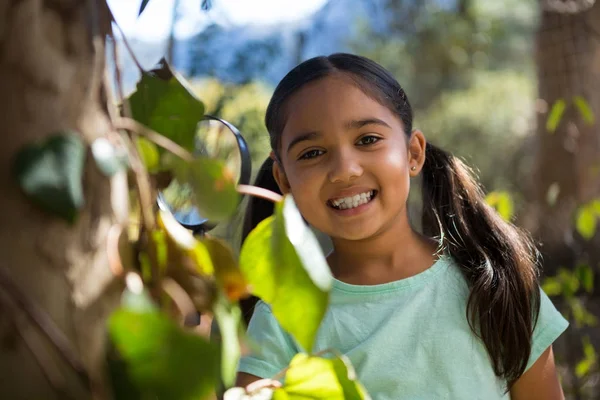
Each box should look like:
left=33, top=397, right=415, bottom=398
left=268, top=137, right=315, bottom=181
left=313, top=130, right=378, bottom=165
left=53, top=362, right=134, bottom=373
left=157, top=115, right=252, bottom=235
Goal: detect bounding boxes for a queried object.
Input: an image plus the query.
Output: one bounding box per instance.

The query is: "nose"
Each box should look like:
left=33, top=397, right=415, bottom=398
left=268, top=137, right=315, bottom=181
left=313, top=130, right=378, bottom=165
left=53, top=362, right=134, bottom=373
left=327, top=148, right=363, bottom=183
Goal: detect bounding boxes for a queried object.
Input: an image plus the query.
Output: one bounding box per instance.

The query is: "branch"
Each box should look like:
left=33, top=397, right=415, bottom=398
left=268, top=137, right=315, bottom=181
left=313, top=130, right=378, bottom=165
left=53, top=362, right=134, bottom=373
left=108, top=8, right=144, bottom=73
left=114, top=118, right=193, bottom=162
left=0, top=266, right=90, bottom=390
left=237, top=184, right=283, bottom=203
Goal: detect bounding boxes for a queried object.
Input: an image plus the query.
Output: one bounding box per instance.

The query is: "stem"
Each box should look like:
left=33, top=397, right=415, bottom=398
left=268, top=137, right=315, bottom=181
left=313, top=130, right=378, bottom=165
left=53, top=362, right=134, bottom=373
left=161, top=278, right=196, bottom=322
left=114, top=118, right=193, bottom=162
left=108, top=8, right=144, bottom=73
left=237, top=184, right=283, bottom=203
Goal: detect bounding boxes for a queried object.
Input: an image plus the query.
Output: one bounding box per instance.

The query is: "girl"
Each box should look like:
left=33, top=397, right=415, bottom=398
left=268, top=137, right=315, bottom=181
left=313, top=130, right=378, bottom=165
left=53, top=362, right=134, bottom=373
left=236, top=53, right=568, bottom=399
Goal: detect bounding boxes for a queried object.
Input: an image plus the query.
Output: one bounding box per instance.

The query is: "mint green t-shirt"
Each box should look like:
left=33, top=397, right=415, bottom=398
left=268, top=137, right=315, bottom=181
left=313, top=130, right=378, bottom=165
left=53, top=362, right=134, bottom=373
left=238, top=256, right=569, bottom=399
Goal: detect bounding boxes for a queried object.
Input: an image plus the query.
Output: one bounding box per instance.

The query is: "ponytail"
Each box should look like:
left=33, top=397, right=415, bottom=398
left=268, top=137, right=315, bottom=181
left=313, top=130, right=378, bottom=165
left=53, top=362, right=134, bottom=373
left=240, top=157, right=282, bottom=325
left=421, top=143, right=541, bottom=387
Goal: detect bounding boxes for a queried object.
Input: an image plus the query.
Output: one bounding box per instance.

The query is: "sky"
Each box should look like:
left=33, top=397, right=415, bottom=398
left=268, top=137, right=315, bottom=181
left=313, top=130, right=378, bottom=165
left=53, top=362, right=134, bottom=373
left=108, top=0, right=329, bottom=41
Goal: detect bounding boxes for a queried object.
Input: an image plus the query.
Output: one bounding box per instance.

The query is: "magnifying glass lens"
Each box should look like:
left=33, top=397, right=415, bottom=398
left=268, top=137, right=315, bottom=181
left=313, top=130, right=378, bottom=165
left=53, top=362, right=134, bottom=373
left=158, top=118, right=246, bottom=230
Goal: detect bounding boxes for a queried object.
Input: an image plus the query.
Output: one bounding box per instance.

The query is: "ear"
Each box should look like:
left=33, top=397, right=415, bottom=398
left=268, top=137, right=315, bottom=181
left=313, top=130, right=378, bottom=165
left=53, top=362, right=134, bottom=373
left=408, top=129, right=427, bottom=176
left=272, top=158, right=291, bottom=194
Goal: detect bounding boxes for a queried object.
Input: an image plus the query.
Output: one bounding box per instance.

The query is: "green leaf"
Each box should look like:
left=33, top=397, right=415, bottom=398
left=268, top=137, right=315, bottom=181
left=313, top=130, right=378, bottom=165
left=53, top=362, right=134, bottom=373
left=157, top=209, right=215, bottom=275
left=128, top=58, right=205, bottom=154
left=273, top=353, right=370, bottom=400
left=202, top=236, right=249, bottom=301
left=575, top=336, right=597, bottom=378
left=485, top=191, right=514, bottom=221
left=575, top=205, right=597, bottom=240
left=541, top=277, right=562, bottom=297
left=138, top=0, right=151, bottom=16
left=558, top=268, right=579, bottom=298
left=182, top=157, right=240, bottom=222
left=582, top=336, right=597, bottom=361
left=108, top=309, right=219, bottom=400
left=213, top=294, right=242, bottom=388
left=591, top=199, right=600, bottom=215
left=135, top=137, right=160, bottom=172
left=575, top=359, right=593, bottom=378
left=240, top=195, right=332, bottom=352
left=546, top=99, right=566, bottom=133
left=573, top=96, right=595, bottom=125
left=568, top=297, right=598, bottom=328
left=91, top=138, right=127, bottom=177
left=13, top=133, right=85, bottom=224
left=576, top=264, right=594, bottom=294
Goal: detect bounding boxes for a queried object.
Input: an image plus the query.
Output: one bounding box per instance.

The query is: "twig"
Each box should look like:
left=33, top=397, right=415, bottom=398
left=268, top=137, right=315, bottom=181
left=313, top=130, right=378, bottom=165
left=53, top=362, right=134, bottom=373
left=107, top=224, right=125, bottom=277
left=0, top=266, right=90, bottom=390
left=161, top=278, right=197, bottom=322
left=114, top=118, right=194, bottom=162
left=108, top=8, right=144, bottom=73
left=237, top=184, right=283, bottom=203
left=9, top=301, right=74, bottom=399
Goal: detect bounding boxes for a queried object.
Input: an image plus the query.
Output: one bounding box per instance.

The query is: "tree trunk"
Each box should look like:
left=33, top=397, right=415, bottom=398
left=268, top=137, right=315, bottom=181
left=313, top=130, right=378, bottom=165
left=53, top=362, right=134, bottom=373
left=524, top=1, right=600, bottom=273
left=0, top=1, right=126, bottom=399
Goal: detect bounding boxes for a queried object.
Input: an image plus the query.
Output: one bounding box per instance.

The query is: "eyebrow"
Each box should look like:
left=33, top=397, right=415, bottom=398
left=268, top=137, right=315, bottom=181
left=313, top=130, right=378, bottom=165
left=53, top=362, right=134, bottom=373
left=285, top=118, right=391, bottom=154
left=345, top=118, right=392, bottom=130
left=286, top=131, right=322, bottom=154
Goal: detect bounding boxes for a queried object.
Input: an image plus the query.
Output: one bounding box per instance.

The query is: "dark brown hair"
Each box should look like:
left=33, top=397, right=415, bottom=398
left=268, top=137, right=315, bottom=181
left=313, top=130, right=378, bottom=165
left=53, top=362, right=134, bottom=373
left=243, top=53, right=541, bottom=387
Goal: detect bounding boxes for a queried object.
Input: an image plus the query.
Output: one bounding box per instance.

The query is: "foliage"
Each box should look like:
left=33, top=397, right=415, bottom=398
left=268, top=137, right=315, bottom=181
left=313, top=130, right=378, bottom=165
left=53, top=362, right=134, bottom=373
left=416, top=71, right=535, bottom=192
left=13, top=133, right=86, bottom=224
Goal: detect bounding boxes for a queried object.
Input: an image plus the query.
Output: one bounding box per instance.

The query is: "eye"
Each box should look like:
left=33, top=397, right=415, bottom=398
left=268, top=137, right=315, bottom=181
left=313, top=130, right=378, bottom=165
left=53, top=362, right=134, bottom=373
left=298, top=149, right=324, bottom=160
left=357, top=135, right=381, bottom=146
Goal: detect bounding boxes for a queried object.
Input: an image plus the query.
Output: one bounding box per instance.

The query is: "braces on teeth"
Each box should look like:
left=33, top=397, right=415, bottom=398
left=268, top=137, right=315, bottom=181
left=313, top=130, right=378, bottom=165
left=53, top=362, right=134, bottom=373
left=331, top=191, right=374, bottom=210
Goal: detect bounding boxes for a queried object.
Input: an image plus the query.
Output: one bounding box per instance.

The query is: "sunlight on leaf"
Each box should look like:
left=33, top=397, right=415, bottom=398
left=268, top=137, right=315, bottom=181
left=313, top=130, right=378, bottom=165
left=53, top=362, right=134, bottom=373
left=13, top=132, right=85, bottom=224
left=546, top=99, right=566, bottom=133
left=239, top=195, right=332, bottom=352
left=202, top=236, right=249, bottom=301
left=575, top=336, right=597, bottom=378
left=91, top=138, right=127, bottom=177
left=575, top=205, right=597, bottom=240
left=157, top=209, right=214, bottom=275
left=135, top=137, right=160, bottom=172
left=108, top=309, right=219, bottom=400
left=273, top=353, right=370, bottom=400
left=213, top=293, right=243, bottom=388
left=573, top=96, right=595, bottom=125
left=485, top=191, right=514, bottom=221
left=541, top=277, right=562, bottom=297
left=575, top=264, right=594, bottom=294
left=128, top=58, right=205, bottom=154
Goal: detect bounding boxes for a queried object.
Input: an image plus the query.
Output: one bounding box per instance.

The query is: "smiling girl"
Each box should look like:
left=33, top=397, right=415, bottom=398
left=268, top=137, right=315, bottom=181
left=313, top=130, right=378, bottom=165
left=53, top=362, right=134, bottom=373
left=236, top=53, right=568, bottom=399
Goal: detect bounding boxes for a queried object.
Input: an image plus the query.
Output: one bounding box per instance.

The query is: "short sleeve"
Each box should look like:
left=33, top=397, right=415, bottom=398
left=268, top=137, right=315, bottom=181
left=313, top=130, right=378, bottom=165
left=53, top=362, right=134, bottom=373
left=525, top=287, right=569, bottom=371
left=237, top=301, right=299, bottom=379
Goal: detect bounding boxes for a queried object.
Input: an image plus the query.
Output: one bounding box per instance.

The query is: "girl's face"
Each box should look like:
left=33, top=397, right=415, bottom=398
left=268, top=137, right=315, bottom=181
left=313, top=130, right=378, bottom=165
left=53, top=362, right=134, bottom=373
left=273, top=75, right=425, bottom=241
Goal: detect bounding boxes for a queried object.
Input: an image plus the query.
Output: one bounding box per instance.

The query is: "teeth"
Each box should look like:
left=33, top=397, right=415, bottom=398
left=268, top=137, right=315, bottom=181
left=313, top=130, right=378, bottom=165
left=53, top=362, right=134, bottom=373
left=331, top=191, right=374, bottom=210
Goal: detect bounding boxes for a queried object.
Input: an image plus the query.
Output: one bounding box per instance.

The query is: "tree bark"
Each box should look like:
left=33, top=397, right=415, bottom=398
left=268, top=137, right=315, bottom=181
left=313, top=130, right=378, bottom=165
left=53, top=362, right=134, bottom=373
left=524, top=1, right=600, bottom=273
left=0, top=1, right=126, bottom=399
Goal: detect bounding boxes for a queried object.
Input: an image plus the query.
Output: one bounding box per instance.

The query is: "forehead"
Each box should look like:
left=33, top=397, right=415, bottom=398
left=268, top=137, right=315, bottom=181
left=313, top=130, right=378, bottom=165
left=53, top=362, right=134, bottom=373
left=281, top=75, right=402, bottom=134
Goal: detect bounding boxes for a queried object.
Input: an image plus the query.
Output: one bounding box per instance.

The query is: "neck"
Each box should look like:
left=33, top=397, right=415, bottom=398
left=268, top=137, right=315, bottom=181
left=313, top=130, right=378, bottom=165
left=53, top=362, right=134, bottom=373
left=328, top=210, right=438, bottom=284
